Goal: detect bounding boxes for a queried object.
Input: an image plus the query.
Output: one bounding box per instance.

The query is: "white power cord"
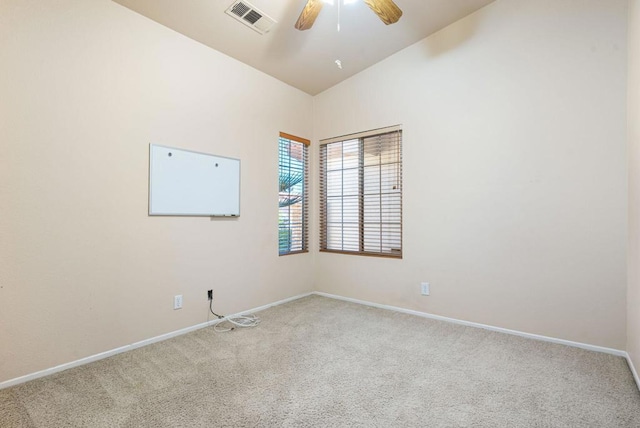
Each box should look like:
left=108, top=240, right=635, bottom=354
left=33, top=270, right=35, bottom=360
left=210, top=299, right=260, bottom=332
left=214, top=314, right=260, bottom=332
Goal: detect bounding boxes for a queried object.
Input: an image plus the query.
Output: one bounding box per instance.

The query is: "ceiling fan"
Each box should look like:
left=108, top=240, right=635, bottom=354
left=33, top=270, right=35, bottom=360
left=295, top=0, right=403, bottom=31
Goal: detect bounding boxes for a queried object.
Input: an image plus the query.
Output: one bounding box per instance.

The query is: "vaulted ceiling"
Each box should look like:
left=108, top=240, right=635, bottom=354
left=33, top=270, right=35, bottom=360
left=112, top=0, right=495, bottom=95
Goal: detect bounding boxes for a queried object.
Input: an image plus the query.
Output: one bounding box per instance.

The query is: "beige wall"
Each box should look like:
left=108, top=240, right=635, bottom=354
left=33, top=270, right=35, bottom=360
left=0, top=0, right=633, bottom=385
left=0, top=0, right=314, bottom=383
left=313, top=0, right=628, bottom=349
left=628, top=0, right=640, bottom=373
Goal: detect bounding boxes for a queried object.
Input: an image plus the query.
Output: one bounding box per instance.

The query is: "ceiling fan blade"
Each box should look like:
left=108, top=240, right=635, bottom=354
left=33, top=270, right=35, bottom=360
left=295, top=0, right=324, bottom=31
left=363, top=0, right=403, bottom=25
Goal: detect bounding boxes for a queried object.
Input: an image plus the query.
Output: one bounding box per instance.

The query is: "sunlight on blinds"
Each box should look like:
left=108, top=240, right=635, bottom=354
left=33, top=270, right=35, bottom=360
left=320, top=129, right=402, bottom=257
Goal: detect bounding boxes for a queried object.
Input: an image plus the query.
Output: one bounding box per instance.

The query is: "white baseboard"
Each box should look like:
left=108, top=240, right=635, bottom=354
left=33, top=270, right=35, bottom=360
left=3, top=291, right=637, bottom=392
left=312, top=292, right=627, bottom=357
left=0, top=292, right=313, bottom=390
left=625, top=352, right=640, bottom=390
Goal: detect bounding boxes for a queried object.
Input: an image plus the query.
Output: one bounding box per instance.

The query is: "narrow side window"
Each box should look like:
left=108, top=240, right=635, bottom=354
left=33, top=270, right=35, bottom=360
left=279, top=132, right=309, bottom=255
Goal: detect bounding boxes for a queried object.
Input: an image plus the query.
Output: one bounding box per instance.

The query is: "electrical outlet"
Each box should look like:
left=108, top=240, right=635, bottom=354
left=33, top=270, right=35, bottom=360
left=421, top=282, right=430, bottom=296
left=174, top=294, right=183, bottom=309
left=207, top=290, right=213, bottom=301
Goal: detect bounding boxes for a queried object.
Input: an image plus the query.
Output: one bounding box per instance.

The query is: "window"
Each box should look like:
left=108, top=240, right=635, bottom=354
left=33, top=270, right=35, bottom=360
left=279, top=132, right=309, bottom=255
left=319, top=126, right=402, bottom=258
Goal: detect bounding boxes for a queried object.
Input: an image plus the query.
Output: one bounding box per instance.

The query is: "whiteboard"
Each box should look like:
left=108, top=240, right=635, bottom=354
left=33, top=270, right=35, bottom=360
left=149, top=144, right=240, bottom=216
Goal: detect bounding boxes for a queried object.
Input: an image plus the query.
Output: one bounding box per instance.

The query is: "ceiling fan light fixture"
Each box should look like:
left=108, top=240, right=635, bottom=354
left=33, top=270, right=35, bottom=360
left=323, top=0, right=358, bottom=5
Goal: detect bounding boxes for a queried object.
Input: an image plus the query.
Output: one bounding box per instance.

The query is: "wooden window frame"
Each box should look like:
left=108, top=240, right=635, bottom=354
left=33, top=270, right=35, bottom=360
left=319, top=126, right=402, bottom=258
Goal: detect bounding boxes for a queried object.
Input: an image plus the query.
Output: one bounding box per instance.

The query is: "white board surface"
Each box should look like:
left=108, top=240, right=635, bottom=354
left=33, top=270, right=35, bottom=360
left=149, top=144, right=240, bottom=216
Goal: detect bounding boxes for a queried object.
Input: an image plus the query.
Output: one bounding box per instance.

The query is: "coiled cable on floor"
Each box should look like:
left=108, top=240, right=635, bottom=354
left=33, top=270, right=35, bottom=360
left=209, top=299, right=260, bottom=332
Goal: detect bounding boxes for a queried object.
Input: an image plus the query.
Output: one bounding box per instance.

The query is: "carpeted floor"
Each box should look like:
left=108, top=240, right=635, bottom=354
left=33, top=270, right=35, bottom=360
left=1, top=295, right=639, bottom=427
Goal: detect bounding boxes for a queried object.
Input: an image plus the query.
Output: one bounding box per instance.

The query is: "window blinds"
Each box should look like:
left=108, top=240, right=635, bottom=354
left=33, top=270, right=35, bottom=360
left=319, top=128, right=402, bottom=258
left=279, top=133, right=309, bottom=255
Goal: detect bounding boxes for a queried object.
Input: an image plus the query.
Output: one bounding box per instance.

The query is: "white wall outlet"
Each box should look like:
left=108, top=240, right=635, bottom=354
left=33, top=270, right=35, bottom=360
left=174, top=294, right=183, bottom=310
left=421, top=282, right=430, bottom=296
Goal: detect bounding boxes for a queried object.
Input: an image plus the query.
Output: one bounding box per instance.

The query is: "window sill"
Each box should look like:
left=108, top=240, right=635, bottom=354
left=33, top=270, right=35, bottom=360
left=319, top=249, right=402, bottom=259
left=279, top=250, right=310, bottom=257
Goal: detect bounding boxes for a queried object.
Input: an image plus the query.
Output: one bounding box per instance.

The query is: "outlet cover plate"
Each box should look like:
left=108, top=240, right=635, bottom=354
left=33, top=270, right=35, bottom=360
left=421, top=282, right=430, bottom=296
left=174, top=295, right=183, bottom=309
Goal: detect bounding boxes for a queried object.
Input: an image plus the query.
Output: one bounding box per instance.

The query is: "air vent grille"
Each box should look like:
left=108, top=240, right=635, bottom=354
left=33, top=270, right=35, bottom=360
left=243, top=10, right=262, bottom=24
left=230, top=3, right=250, bottom=17
left=225, top=1, right=276, bottom=35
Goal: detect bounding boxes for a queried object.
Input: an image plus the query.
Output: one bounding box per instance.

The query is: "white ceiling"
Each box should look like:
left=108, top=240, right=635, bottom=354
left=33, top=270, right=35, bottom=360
left=112, top=0, right=495, bottom=95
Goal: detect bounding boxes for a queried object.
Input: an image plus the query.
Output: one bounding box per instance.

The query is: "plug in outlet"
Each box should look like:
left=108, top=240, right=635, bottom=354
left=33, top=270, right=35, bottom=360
left=207, top=290, right=213, bottom=301
left=174, top=294, right=183, bottom=309
left=421, top=282, right=430, bottom=296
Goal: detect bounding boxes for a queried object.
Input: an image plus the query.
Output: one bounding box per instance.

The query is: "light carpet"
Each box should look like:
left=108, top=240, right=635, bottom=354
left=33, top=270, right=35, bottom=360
left=1, top=295, right=639, bottom=427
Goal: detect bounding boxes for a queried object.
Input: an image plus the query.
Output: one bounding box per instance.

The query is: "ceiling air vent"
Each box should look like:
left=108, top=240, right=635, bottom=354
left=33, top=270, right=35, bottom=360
left=225, top=1, right=277, bottom=35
